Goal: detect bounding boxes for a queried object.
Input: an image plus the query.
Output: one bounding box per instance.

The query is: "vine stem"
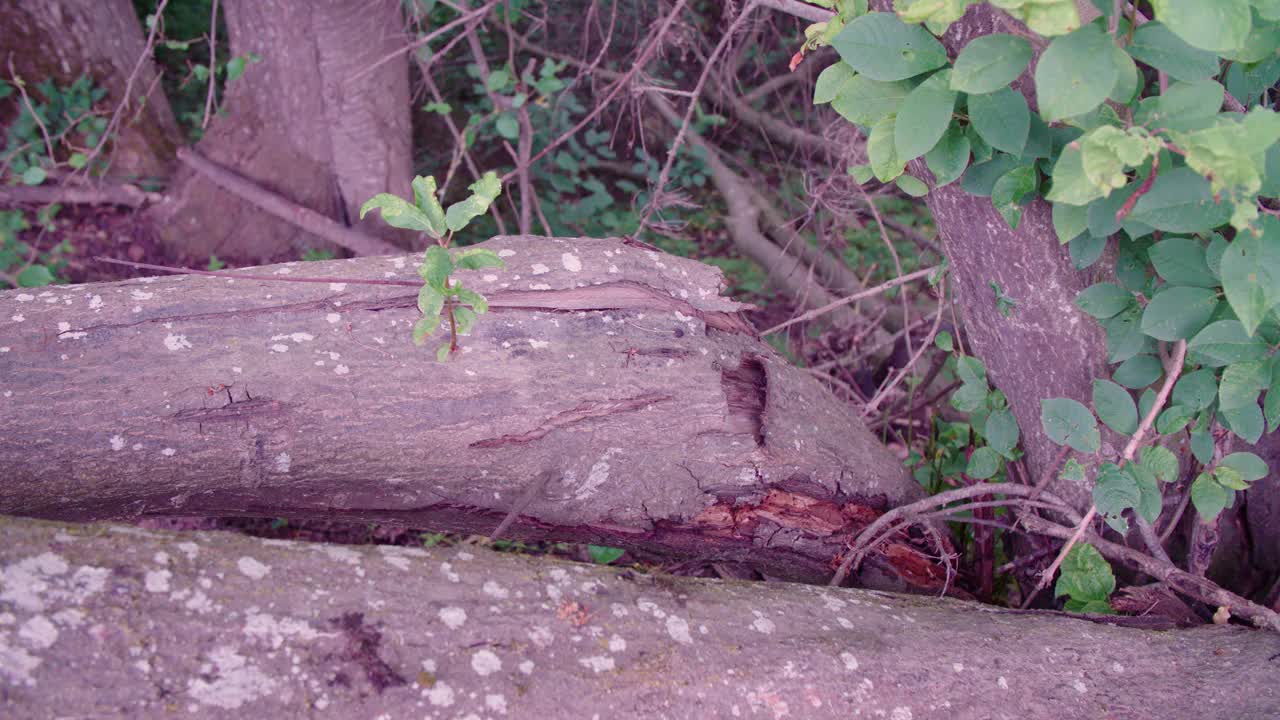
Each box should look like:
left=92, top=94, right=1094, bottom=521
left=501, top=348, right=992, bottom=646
left=1024, top=339, right=1188, bottom=606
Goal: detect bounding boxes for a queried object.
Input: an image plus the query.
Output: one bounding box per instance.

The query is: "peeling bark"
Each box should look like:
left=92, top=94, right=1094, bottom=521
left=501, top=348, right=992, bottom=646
left=0, top=236, right=927, bottom=588
left=1, top=516, right=1277, bottom=719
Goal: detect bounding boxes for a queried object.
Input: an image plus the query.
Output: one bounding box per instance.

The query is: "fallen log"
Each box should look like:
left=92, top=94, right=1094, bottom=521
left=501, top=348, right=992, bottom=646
left=0, top=236, right=926, bottom=587
left=0, top=515, right=1275, bottom=719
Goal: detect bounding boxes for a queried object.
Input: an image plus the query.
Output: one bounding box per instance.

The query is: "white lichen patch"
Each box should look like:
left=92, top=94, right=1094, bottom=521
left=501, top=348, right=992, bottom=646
left=426, top=680, right=456, bottom=706
left=438, top=606, right=467, bottom=629
left=109, top=435, right=125, bottom=451
left=15, top=293, right=34, bottom=302
left=891, top=707, right=913, bottom=720
left=518, top=660, right=535, bottom=675
left=751, top=613, right=776, bottom=635
left=0, top=639, right=41, bottom=686
left=952, top=662, right=964, bottom=673
left=665, top=615, right=693, bottom=645
left=270, top=344, right=289, bottom=353
left=527, top=626, right=553, bottom=647
left=271, top=332, right=315, bottom=344
left=608, top=634, right=626, bottom=652
left=579, top=655, right=615, bottom=673
left=498, top=249, right=516, bottom=258
left=145, top=569, right=172, bottom=593
left=841, top=652, right=859, bottom=671
left=88, top=295, right=104, bottom=311
left=561, top=253, right=582, bottom=272
left=529, top=283, right=551, bottom=291
left=187, top=645, right=279, bottom=709
left=531, top=263, right=551, bottom=275
left=161, top=448, right=176, bottom=457
left=236, top=557, right=270, bottom=580
left=274, top=453, right=291, bottom=473
left=56, top=321, right=87, bottom=340
left=485, top=694, right=509, bottom=714
left=177, top=542, right=200, bottom=560
left=997, top=676, right=1009, bottom=690
left=471, top=649, right=502, bottom=676
left=131, top=289, right=154, bottom=300
left=334, top=364, right=350, bottom=375
left=163, top=334, right=192, bottom=351
left=326, top=313, right=341, bottom=324
left=10, top=313, right=23, bottom=321
left=18, top=615, right=58, bottom=648
left=329, top=283, right=347, bottom=291
left=323, top=546, right=361, bottom=564
left=482, top=274, right=498, bottom=282
left=528, top=339, right=549, bottom=349
left=244, top=612, right=321, bottom=648
left=439, top=561, right=460, bottom=582
left=273, top=267, right=293, bottom=275
left=482, top=580, right=509, bottom=599
left=575, top=448, right=621, bottom=500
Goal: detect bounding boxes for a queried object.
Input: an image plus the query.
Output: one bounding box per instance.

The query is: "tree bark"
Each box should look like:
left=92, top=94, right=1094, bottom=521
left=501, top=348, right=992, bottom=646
left=1, top=514, right=1276, bottom=719
left=0, top=0, right=181, bottom=178
left=0, top=236, right=930, bottom=588
left=146, top=0, right=413, bottom=260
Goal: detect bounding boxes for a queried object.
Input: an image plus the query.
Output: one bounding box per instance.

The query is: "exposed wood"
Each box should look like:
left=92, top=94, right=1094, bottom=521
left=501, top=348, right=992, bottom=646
left=2, top=515, right=1277, bottom=719
left=0, top=181, right=162, bottom=209
left=0, top=236, right=927, bottom=588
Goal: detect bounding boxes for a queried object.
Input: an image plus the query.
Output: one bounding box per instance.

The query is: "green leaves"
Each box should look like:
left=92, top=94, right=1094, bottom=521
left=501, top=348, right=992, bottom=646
left=1152, top=0, right=1252, bottom=54
left=445, top=172, right=502, bottom=232
left=1041, top=398, right=1101, bottom=453
left=868, top=116, right=904, bottom=181
left=1054, top=543, right=1115, bottom=614
left=831, top=12, right=948, bottom=81
left=814, top=61, right=856, bottom=104
left=895, top=70, right=957, bottom=161
left=360, top=192, right=440, bottom=236
left=968, top=87, right=1030, bottom=155
left=1140, top=286, right=1217, bottom=341
left=1148, top=237, right=1216, bottom=287
left=1191, top=472, right=1231, bottom=521
left=1190, top=451, right=1268, bottom=521
left=1075, top=283, right=1134, bottom=319
left=1127, top=22, right=1222, bottom=82
left=924, top=125, right=971, bottom=187
left=950, top=34, right=1032, bottom=93
left=1221, top=219, right=1280, bottom=335
left=831, top=76, right=914, bottom=125
left=1093, top=379, right=1138, bottom=435
left=1034, top=24, right=1120, bottom=122
left=1128, top=168, right=1234, bottom=233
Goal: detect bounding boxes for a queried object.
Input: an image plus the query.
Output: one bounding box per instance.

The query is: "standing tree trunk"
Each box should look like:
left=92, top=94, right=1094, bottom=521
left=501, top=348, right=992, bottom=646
left=0, top=0, right=181, bottom=178
left=146, top=0, right=413, bottom=260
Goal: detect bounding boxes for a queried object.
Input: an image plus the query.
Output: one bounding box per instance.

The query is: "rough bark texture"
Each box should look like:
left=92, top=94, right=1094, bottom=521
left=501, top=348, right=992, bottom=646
left=0, top=236, right=929, bottom=588
left=1, top=516, right=1277, bottom=720
left=146, top=0, right=413, bottom=259
left=0, top=0, right=181, bottom=178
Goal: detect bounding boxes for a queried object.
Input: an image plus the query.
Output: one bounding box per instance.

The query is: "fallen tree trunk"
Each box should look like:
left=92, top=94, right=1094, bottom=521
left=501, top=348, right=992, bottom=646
left=0, top=515, right=1276, bottom=719
left=0, top=236, right=928, bottom=587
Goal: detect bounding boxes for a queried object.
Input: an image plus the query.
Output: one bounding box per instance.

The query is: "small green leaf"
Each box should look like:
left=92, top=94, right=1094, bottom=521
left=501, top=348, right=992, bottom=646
left=360, top=193, right=437, bottom=235
left=956, top=356, right=988, bottom=387
left=1041, top=398, right=1101, bottom=454
left=895, top=174, right=930, bottom=197
left=1035, top=24, right=1120, bottom=122
left=868, top=115, right=904, bottom=181
left=969, top=86, right=1032, bottom=158
left=1141, top=445, right=1180, bottom=483
left=1214, top=465, right=1250, bottom=491
left=445, top=171, right=503, bottom=232
left=1052, top=202, right=1089, bottom=244
left=1219, top=360, right=1269, bottom=410
left=1156, top=404, right=1194, bottom=435
left=453, top=248, right=505, bottom=271
left=411, top=175, right=447, bottom=236
left=924, top=124, right=971, bottom=188
left=16, top=264, right=55, bottom=287
left=1075, top=283, right=1134, bottom=319
left=413, top=314, right=441, bottom=345
left=587, top=545, right=626, bottom=564
left=950, top=34, right=1032, bottom=94
left=1221, top=222, right=1280, bottom=336
left=1093, top=379, right=1138, bottom=435
left=21, top=166, right=47, bottom=186
left=1223, top=402, right=1265, bottom=443
left=1093, top=463, right=1141, bottom=518
left=1172, top=369, right=1218, bottom=411
left=453, top=287, right=490, bottom=314
left=814, top=62, right=856, bottom=104
left=1130, top=463, right=1163, bottom=523
left=1104, top=305, right=1148, bottom=364
left=1140, top=286, right=1218, bottom=341
left=896, top=69, right=958, bottom=161
left=452, top=306, right=479, bottom=336
left=1148, top=236, right=1216, bottom=287
left=1046, top=145, right=1108, bottom=206
left=1190, top=429, right=1215, bottom=464
left=1113, top=355, right=1163, bottom=390
left=1054, top=543, right=1115, bottom=608
left=967, top=447, right=1002, bottom=479
left=831, top=12, right=949, bottom=81
left=1187, top=320, right=1269, bottom=367
left=1128, top=167, right=1234, bottom=233
left=496, top=113, right=519, bottom=140
left=485, top=68, right=511, bottom=91
left=1191, top=472, right=1230, bottom=521
left=1151, top=0, right=1252, bottom=54
left=436, top=344, right=453, bottom=362
left=985, top=408, right=1020, bottom=457
left=934, top=330, right=954, bottom=352
left=1218, top=452, right=1268, bottom=482
left=1060, top=458, right=1086, bottom=483
left=67, top=152, right=87, bottom=169
left=1127, top=21, right=1222, bottom=82
left=416, top=284, right=445, bottom=319
left=831, top=76, right=914, bottom=125
left=420, top=246, right=454, bottom=290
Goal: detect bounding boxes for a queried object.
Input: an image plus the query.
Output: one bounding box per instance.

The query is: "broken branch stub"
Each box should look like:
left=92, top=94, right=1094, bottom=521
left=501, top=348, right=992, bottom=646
left=0, top=236, right=926, bottom=587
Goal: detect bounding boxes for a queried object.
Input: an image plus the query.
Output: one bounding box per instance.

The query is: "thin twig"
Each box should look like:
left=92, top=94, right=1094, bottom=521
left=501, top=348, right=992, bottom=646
left=8, top=58, right=55, bottom=162
left=1026, top=340, right=1189, bottom=605
left=762, top=266, right=938, bottom=336
left=201, top=0, right=220, bottom=128
left=349, top=1, right=497, bottom=82
left=861, top=278, right=945, bottom=416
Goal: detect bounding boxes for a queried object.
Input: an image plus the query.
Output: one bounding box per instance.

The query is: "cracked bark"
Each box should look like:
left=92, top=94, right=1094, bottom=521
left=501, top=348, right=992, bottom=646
left=1, top=515, right=1276, bottom=720
left=0, top=235, right=925, bottom=588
